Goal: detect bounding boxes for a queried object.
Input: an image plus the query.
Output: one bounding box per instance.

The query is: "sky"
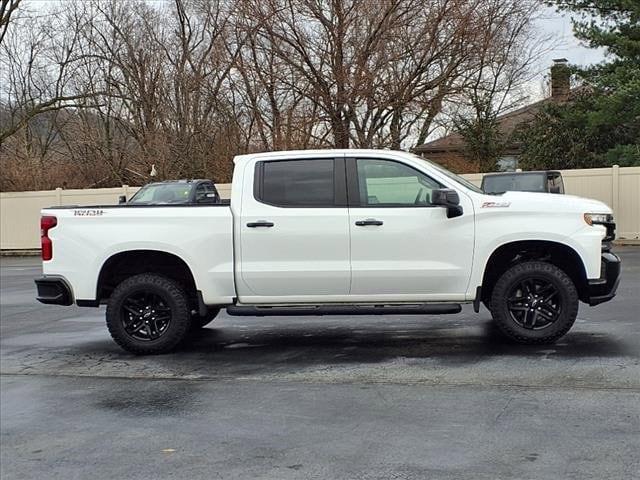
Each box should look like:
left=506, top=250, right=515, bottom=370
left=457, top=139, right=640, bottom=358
left=538, top=8, right=606, bottom=66
left=530, top=6, right=607, bottom=98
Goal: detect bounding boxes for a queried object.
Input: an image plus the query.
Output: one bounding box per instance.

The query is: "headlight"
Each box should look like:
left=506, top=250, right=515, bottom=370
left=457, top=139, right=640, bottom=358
left=584, top=213, right=611, bottom=226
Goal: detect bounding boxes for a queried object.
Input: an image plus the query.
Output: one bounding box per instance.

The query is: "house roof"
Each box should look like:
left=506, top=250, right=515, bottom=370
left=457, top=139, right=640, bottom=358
left=413, top=97, right=550, bottom=154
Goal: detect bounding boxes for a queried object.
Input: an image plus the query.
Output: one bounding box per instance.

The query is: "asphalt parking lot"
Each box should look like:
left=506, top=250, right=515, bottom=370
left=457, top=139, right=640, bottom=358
left=1, top=249, right=639, bottom=480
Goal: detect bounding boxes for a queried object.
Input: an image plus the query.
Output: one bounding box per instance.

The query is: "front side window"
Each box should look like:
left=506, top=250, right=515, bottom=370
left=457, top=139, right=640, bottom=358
left=356, top=159, right=442, bottom=206
left=258, top=159, right=335, bottom=207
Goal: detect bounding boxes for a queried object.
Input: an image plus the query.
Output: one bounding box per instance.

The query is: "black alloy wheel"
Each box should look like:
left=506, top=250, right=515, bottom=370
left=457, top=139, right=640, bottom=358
left=506, top=277, right=561, bottom=330
left=121, top=290, right=173, bottom=341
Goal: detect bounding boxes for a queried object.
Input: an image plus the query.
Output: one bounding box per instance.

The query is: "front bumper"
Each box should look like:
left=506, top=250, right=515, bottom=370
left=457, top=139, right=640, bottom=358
left=35, top=276, right=73, bottom=306
left=587, top=252, right=621, bottom=306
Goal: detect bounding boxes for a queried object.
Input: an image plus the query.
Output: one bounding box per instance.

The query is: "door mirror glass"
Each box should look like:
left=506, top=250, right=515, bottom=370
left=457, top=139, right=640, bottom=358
left=118, top=195, right=126, bottom=204
left=432, top=189, right=463, bottom=218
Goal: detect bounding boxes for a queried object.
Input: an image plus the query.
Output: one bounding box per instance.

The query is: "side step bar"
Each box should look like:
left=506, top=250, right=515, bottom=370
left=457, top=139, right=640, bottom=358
left=226, top=303, right=462, bottom=317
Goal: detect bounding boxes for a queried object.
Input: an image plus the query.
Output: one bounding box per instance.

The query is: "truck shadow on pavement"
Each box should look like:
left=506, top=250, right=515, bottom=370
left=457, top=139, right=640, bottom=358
left=165, top=318, right=632, bottom=367
left=4, top=314, right=633, bottom=381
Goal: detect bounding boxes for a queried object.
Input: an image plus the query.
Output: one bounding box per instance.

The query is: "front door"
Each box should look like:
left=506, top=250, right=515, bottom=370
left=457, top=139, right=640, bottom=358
left=237, top=156, right=351, bottom=301
left=347, top=157, right=474, bottom=301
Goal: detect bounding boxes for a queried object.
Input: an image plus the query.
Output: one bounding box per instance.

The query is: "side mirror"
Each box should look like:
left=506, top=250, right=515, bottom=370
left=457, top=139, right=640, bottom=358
left=549, top=185, right=561, bottom=194
left=432, top=189, right=463, bottom=218
left=118, top=195, right=127, bottom=204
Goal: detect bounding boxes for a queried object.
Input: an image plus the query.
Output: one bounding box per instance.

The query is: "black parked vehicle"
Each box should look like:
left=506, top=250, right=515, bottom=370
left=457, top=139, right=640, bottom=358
left=121, top=179, right=222, bottom=205
left=481, top=171, right=565, bottom=194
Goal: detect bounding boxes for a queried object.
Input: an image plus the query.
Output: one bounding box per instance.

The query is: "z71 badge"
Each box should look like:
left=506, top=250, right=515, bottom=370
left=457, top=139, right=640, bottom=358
left=73, top=209, right=105, bottom=216
left=481, top=201, right=511, bottom=208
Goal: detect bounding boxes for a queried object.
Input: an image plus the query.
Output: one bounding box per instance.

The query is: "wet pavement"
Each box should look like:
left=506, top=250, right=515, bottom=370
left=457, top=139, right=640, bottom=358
left=1, top=249, right=639, bottom=479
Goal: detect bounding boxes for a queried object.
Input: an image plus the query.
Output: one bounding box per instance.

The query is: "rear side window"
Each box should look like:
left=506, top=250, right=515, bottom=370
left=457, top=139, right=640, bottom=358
left=256, top=159, right=335, bottom=207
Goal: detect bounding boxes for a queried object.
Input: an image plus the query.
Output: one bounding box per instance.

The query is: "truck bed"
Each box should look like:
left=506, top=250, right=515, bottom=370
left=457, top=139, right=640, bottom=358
left=41, top=204, right=235, bottom=305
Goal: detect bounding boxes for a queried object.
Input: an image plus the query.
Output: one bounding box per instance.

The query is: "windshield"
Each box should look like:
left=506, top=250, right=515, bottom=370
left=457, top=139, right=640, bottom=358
left=482, top=173, right=546, bottom=194
left=412, top=154, right=483, bottom=194
left=128, top=183, right=193, bottom=204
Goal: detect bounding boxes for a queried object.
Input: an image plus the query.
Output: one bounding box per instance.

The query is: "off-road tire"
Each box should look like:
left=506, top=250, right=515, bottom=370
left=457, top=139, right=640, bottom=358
left=490, top=261, right=579, bottom=344
left=106, top=274, right=191, bottom=355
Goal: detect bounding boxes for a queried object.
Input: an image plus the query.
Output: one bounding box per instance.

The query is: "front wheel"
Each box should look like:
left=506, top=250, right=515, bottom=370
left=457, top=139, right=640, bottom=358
left=106, top=274, right=191, bottom=355
left=490, top=261, right=579, bottom=344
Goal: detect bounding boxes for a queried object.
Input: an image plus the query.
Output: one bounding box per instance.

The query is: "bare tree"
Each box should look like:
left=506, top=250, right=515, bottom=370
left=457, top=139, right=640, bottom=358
left=239, top=0, right=542, bottom=150
left=449, top=0, right=551, bottom=171
left=232, top=20, right=329, bottom=151
left=0, top=0, right=547, bottom=190
left=0, top=0, right=22, bottom=46
left=0, top=2, right=98, bottom=144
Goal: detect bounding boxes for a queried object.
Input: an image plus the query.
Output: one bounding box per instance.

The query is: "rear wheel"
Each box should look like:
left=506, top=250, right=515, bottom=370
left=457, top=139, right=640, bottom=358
left=106, top=274, right=191, bottom=355
left=490, top=261, right=579, bottom=344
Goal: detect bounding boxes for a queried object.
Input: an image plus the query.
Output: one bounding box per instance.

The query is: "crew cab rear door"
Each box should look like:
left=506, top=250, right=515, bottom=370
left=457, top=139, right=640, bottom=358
left=346, top=156, right=474, bottom=301
left=236, top=155, right=350, bottom=301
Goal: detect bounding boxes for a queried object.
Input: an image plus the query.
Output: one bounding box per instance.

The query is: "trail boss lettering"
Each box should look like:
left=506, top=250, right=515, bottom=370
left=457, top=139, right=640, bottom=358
left=73, top=209, right=105, bottom=217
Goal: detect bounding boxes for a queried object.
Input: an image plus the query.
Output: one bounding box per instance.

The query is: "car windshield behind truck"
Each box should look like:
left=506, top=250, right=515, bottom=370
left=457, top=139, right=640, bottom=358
left=482, top=173, right=548, bottom=194
left=128, top=181, right=220, bottom=205
left=129, top=183, right=194, bottom=204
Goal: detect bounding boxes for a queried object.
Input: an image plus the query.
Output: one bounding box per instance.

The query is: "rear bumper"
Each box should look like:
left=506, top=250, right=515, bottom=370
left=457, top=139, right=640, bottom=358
left=34, top=276, right=73, bottom=306
left=587, top=252, right=621, bottom=306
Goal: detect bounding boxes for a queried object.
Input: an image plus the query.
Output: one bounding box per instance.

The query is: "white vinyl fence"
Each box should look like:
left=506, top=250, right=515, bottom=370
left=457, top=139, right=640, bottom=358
left=1, top=166, right=638, bottom=251
left=0, top=184, right=231, bottom=250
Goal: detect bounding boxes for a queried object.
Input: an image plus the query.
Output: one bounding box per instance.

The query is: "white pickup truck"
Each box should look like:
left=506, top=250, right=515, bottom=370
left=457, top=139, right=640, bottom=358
left=35, top=150, right=621, bottom=354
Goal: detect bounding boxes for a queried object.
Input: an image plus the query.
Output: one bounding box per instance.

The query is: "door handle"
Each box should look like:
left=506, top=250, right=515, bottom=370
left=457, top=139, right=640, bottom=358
left=247, top=220, right=274, bottom=228
left=355, top=218, right=383, bottom=226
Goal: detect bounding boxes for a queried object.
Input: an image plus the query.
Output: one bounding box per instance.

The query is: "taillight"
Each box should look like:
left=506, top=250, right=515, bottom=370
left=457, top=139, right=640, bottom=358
left=41, top=215, right=57, bottom=261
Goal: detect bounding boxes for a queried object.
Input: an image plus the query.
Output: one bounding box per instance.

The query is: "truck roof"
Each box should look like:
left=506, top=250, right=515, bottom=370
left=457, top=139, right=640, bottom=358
left=234, top=149, right=408, bottom=164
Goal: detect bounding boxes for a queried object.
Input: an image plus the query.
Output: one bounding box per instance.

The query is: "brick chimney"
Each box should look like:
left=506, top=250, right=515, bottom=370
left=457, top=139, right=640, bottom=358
left=550, top=58, right=570, bottom=102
